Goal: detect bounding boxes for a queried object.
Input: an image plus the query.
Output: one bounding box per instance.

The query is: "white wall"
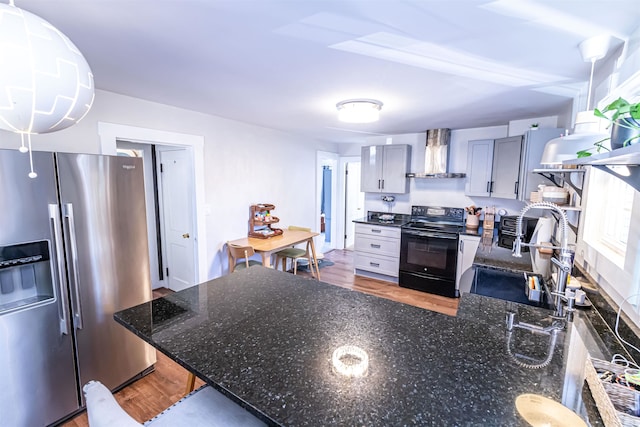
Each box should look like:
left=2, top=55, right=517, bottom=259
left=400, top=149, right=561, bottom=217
left=0, top=89, right=338, bottom=280
left=508, top=116, right=558, bottom=136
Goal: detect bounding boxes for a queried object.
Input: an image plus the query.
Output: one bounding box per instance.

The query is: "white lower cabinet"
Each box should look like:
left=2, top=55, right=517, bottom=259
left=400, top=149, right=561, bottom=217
left=457, top=234, right=481, bottom=294
left=354, top=223, right=401, bottom=280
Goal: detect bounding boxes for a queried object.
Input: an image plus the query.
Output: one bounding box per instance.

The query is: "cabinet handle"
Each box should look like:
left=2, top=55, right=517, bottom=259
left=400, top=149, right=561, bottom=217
left=460, top=240, right=464, bottom=253
left=371, top=229, right=382, bottom=233
left=378, top=179, right=381, bottom=189
left=486, top=181, right=491, bottom=193
left=490, top=181, right=494, bottom=193
left=370, top=262, right=380, bottom=267
left=514, top=181, right=519, bottom=196
left=370, top=243, right=381, bottom=248
left=381, top=179, right=385, bottom=189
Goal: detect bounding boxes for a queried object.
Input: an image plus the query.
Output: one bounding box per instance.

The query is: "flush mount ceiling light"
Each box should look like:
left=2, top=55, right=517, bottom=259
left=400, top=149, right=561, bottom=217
left=336, top=99, right=383, bottom=123
left=0, top=0, right=95, bottom=178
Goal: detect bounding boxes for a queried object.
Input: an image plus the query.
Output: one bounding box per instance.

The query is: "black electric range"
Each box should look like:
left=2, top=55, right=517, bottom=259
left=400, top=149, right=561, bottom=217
left=399, top=206, right=465, bottom=298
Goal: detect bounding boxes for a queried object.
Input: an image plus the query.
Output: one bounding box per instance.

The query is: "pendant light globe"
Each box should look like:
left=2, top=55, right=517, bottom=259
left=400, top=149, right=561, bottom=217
left=0, top=2, right=95, bottom=135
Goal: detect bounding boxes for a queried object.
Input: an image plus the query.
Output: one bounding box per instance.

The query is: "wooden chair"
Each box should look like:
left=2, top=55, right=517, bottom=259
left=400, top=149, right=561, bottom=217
left=83, top=380, right=265, bottom=427
left=227, top=243, right=261, bottom=273
left=274, top=226, right=318, bottom=278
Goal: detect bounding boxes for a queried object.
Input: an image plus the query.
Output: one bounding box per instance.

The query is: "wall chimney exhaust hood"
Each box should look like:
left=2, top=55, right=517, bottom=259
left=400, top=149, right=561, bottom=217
left=406, top=129, right=466, bottom=178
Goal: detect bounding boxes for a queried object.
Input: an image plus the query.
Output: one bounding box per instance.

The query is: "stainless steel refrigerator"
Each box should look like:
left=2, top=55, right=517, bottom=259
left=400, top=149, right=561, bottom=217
left=0, top=149, right=156, bottom=426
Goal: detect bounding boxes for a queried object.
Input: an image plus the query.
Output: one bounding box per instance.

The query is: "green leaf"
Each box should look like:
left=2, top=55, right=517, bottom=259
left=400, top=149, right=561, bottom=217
left=629, top=103, right=640, bottom=120
left=603, top=97, right=630, bottom=113
left=596, top=98, right=638, bottom=122
left=594, top=108, right=607, bottom=119
left=576, top=150, right=593, bottom=158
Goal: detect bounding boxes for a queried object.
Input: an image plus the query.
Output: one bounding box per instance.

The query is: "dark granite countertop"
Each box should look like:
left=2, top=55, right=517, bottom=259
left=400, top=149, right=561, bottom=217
left=353, top=211, right=410, bottom=227
left=474, top=244, right=534, bottom=273
left=469, top=226, right=534, bottom=273
left=115, top=267, right=619, bottom=426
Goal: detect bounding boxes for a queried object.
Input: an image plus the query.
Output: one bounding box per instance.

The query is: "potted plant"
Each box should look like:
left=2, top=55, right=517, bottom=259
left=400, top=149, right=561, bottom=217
left=576, top=97, right=640, bottom=157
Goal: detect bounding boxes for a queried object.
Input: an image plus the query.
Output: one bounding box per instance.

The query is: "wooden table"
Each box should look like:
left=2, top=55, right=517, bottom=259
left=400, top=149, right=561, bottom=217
left=227, top=229, right=320, bottom=279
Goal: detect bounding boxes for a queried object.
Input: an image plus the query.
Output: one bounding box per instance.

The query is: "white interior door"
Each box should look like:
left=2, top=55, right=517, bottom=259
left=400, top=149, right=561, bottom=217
left=344, top=161, right=364, bottom=249
left=158, top=148, right=195, bottom=291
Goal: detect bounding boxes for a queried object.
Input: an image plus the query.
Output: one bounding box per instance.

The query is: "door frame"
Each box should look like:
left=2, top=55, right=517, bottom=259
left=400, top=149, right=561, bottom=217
left=98, top=122, right=207, bottom=284
left=316, top=151, right=339, bottom=252
left=340, top=156, right=363, bottom=249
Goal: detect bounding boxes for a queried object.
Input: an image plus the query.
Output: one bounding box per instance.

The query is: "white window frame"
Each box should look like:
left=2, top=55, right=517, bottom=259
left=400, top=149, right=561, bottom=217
left=582, top=167, right=633, bottom=268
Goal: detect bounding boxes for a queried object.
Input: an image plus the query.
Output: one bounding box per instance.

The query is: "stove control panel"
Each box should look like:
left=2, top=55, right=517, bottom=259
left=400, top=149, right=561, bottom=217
left=411, top=206, right=464, bottom=222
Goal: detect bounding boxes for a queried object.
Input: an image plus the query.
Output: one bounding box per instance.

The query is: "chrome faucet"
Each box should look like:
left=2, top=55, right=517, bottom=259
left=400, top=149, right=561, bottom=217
left=505, top=311, right=562, bottom=368
left=512, top=201, right=574, bottom=316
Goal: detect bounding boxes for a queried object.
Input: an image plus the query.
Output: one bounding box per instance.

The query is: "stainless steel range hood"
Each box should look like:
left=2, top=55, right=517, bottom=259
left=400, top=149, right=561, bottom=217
left=406, top=129, right=466, bottom=178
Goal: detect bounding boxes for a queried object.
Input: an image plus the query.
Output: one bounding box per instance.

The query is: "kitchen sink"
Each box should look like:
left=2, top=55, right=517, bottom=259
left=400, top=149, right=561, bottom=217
left=472, top=267, right=553, bottom=309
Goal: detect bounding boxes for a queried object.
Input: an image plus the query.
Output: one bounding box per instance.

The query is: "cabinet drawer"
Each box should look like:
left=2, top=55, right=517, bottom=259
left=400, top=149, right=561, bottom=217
left=354, top=252, right=399, bottom=277
left=354, top=234, right=400, bottom=257
left=354, top=223, right=401, bottom=238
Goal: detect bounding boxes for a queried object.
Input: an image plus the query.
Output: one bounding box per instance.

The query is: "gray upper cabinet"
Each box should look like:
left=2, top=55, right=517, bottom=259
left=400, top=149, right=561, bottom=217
left=517, top=128, right=563, bottom=201
left=361, top=144, right=411, bottom=193
left=491, top=136, right=524, bottom=199
left=465, top=136, right=523, bottom=199
left=466, top=129, right=563, bottom=200
left=465, top=139, right=494, bottom=197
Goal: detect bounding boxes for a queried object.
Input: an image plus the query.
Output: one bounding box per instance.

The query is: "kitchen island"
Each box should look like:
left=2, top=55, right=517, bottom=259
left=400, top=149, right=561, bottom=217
left=115, top=266, right=612, bottom=426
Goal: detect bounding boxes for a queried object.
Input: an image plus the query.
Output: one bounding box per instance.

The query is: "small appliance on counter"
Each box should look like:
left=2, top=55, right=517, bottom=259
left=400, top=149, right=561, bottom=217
left=365, top=211, right=410, bottom=225
left=498, top=215, right=538, bottom=251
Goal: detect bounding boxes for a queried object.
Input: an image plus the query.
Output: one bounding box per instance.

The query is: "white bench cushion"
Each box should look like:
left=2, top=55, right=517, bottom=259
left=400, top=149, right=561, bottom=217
left=83, top=381, right=266, bottom=427
left=145, top=386, right=266, bottom=427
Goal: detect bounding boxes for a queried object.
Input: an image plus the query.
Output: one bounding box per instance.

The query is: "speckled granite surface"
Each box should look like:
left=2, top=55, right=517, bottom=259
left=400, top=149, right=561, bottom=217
left=353, top=211, right=410, bottom=227
left=116, top=267, right=613, bottom=426
left=471, top=226, right=534, bottom=273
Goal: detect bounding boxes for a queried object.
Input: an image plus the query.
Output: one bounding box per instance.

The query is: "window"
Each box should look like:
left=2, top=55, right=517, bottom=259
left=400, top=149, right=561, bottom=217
left=583, top=167, right=634, bottom=266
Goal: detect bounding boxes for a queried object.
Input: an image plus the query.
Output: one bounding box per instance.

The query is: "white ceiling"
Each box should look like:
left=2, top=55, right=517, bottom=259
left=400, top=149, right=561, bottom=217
left=17, top=0, right=640, bottom=143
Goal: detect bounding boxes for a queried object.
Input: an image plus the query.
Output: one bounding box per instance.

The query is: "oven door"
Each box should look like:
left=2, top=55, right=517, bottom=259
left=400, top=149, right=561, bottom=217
left=399, top=228, right=459, bottom=297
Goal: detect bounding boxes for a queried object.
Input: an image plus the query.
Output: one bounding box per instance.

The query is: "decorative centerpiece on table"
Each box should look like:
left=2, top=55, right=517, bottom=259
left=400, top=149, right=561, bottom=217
left=249, top=204, right=283, bottom=238
left=465, top=205, right=482, bottom=229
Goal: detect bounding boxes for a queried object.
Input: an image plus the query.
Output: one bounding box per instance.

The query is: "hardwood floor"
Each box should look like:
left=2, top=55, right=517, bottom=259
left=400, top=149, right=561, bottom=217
left=61, top=351, right=205, bottom=427
left=61, top=249, right=457, bottom=426
left=299, top=249, right=459, bottom=316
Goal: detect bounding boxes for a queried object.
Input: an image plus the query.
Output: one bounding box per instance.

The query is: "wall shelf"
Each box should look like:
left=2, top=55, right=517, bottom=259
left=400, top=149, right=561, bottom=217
left=525, top=202, right=581, bottom=212
left=532, top=168, right=585, bottom=197
left=563, top=144, right=640, bottom=192
left=530, top=168, right=584, bottom=239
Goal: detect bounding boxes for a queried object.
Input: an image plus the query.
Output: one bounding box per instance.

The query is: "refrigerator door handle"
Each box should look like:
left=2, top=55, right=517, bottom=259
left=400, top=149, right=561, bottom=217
left=49, top=204, right=71, bottom=336
left=63, top=203, right=84, bottom=330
